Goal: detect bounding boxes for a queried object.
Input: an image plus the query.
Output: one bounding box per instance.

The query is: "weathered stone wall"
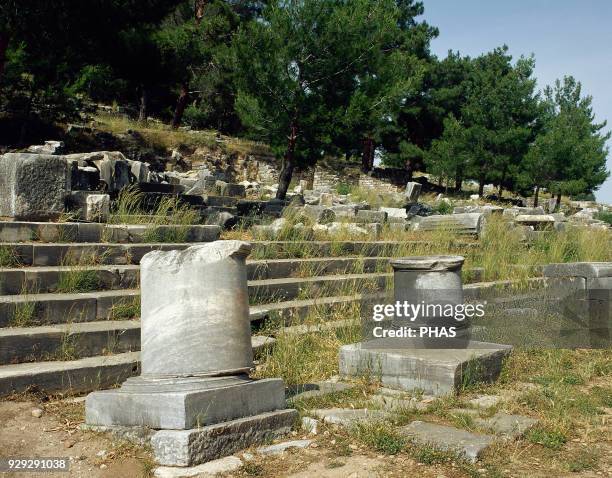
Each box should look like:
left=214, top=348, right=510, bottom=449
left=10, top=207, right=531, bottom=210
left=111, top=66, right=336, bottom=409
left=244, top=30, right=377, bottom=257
left=312, top=165, right=409, bottom=193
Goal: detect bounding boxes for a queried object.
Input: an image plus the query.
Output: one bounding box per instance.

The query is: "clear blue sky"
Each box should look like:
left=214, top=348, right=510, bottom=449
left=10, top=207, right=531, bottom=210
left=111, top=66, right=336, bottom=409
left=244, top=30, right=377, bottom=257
left=421, top=1, right=612, bottom=204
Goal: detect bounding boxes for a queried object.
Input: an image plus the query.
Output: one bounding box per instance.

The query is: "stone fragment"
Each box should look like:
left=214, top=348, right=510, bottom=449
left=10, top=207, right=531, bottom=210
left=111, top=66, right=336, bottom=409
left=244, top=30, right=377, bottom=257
left=380, top=207, right=407, bottom=219
left=355, top=210, right=387, bottom=223
left=449, top=410, right=537, bottom=440
left=153, top=457, right=243, bottom=478
left=310, top=408, right=390, bottom=427
left=85, top=194, right=110, bottom=222
left=0, top=153, right=71, bottom=220
left=31, top=408, right=43, bottom=418
left=405, top=182, right=422, bottom=204
left=401, top=421, right=495, bottom=462
left=319, top=192, right=334, bottom=206
left=26, top=140, right=65, bottom=155
left=256, top=439, right=312, bottom=455
left=502, top=206, right=545, bottom=217
left=467, top=395, right=502, bottom=409
left=412, top=213, right=485, bottom=235
left=301, top=205, right=336, bottom=224
left=369, top=394, right=428, bottom=411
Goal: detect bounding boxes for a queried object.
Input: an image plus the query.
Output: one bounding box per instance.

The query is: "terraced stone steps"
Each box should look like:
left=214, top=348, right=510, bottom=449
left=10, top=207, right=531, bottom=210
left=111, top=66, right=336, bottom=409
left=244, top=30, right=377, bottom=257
left=0, top=257, right=390, bottom=295
left=0, top=272, right=391, bottom=326
left=0, top=336, right=277, bottom=396
left=0, top=320, right=140, bottom=365
left=0, top=221, right=221, bottom=244
left=0, top=351, right=140, bottom=396
left=1, top=240, right=475, bottom=267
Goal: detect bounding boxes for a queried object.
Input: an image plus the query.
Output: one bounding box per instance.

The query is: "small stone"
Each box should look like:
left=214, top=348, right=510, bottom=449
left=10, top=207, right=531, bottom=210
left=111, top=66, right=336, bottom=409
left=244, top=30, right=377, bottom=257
left=64, top=440, right=76, bottom=449
left=242, top=452, right=254, bottom=461
left=31, top=408, right=43, bottom=418
left=257, top=440, right=312, bottom=456
left=349, top=444, right=358, bottom=450
left=153, top=456, right=244, bottom=478
left=468, top=395, right=502, bottom=409
left=96, top=450, right=106, bottom=457
left=100, top=464, right=108, bottom=470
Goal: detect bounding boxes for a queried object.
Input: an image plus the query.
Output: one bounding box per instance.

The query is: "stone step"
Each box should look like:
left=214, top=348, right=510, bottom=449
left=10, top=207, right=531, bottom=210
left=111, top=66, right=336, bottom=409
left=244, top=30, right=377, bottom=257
left=0, top=314, right=276, bottom=367
left=0, top=272, right=391, bottom=326
left=0, top=265, right=140, bottom=295
left=204, top=195, right=239, bottom=208
left=0, top=289, right=140, bottom=327
left=0, top=257, right=391, bottom=295
left=0, top=351, right=141, bottom=397
left=1, top=242, right=196, bottom=266
left=1, top=240, right=477, bottom=266
left=0, top=333, right=276, bottom=396
left=0, top=320, right=140, bottom=365
left=0, top=221, right=221, bottom=244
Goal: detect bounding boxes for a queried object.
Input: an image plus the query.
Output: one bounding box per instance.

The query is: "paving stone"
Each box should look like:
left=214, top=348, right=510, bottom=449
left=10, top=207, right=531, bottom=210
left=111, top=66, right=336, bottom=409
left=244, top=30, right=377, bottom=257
left=449, top=410, right=538, bottom=439
left=369, top=394, right=428, bottom=411
left=467, top=395, right=502, bottom=409
left=256, top=439, right=313, bottom=455
left=154, top=456, right=243, bottom=478
left=400, top=420, right=495, bottom=463
left=310, top=408, right=390, bottom=427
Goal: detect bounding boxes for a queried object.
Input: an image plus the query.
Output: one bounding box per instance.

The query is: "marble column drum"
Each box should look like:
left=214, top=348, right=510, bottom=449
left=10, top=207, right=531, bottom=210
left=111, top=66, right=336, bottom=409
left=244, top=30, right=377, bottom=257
left=390, top=255, right=468, bottom=336
left=140, top=241, right=254, bottom=377
left=85, top=241, right=290, bottom=431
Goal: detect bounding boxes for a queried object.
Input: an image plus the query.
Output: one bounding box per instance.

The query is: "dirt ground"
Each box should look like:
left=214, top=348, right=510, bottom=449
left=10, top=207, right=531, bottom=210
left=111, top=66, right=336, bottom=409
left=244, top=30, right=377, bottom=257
left=0, top=398, right=466, bottom=478
left=0, top=396, right=610, bottom=478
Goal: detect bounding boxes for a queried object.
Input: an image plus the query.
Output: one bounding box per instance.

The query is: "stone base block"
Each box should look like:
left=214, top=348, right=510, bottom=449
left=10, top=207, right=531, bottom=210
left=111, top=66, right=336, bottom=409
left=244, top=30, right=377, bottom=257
left=88, top=409, right=298, bottom=467
left=339, top=340, right=512, bottom=396
left=153, top=409, right=297, bottom=466
left=86, top=376, right=286, bottom=429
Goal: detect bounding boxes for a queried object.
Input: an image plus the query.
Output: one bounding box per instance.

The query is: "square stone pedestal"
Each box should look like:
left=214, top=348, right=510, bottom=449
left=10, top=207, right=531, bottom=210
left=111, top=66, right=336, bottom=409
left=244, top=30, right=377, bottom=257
left=86, top=375, right=297, bottom=467
left=86, top=375, right=286, bottom=429
left=339, top=340, right=512, bottom=396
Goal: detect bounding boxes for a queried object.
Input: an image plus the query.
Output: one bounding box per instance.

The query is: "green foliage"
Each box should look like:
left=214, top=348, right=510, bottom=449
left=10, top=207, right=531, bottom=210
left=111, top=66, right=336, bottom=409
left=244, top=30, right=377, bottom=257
left=527, top=427, right=567, bottom=450
left=351, top=421, right=405, bottom=455
left=0, top=246, right=21, bottom=268
left=522, top=76, right=610, bottom=200
left=594, top=211, right=612, bottom=225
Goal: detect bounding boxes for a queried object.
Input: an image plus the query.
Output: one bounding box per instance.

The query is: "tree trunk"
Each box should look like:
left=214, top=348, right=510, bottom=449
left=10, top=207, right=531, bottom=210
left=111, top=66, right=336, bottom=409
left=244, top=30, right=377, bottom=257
left=405, top=158, right=413, bottom=180
left=454, top=168, right=463, bottom=192
left=555, top=193, right=562, bottom=212
left=0, top=33, right=9, bottom=83
left=498, top=183, right=503, bottom=198
left=361, top=137, right=374, bottom=173
left=171, top=82, right=189, bottom=129
left=276, top=121, right=298, bottom=200
left=195, top=0, right=207, bottom=25
left=138, top=87, right=148, bottom=123
left=478, top=176, right=485, bottom=197
left=533, top=185, right=540, bottom=207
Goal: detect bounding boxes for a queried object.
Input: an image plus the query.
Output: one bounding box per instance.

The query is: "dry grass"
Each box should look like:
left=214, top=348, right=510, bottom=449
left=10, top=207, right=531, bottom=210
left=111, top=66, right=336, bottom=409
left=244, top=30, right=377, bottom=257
left=95, top=112, right=270, bottom=157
